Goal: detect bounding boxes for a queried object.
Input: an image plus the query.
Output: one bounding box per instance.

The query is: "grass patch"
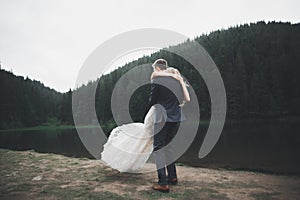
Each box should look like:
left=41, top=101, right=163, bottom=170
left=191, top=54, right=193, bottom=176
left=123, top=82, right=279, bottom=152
left=250, top=192, right=280, bottom=200
left=139, top=187, right=228, bottom=200
left=97, top=191, right=134, bottom=200
left=140, top=189, right=178, bottom=199
left=0, top=124, right=105, bottom=132
left=5, top=183, right=32, bottom=193
left=210, top=180, right=259, bottom=189
left=197, top=187, right=229, bottom=200
left=38, top=185, right=133, bottom=200
left=0, top=125, right=76, bottom=132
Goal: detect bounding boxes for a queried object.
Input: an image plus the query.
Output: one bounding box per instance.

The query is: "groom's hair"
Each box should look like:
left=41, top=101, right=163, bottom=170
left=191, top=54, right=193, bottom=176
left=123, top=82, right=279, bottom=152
left=152, top=58, right=168, bottom=70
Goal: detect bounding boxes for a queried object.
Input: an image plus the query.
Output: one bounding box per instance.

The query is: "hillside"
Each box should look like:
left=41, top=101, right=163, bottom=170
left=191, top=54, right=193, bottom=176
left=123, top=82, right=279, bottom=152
left=1, top=21, right=299, bottom=130
left=0, top=148, right=299, bottom=200
left=0, top=69, right=63, bottom=129
left=73, top=21, right=300, bottom=126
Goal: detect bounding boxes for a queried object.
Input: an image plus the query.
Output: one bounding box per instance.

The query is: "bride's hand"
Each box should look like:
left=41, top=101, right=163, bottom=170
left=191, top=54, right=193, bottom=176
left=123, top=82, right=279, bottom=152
left=172, top=74, right=183, bottom=82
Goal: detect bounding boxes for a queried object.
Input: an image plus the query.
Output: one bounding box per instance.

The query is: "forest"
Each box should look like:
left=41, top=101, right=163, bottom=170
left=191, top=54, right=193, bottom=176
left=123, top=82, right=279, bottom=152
left=1, top=21, right=299, bottom=130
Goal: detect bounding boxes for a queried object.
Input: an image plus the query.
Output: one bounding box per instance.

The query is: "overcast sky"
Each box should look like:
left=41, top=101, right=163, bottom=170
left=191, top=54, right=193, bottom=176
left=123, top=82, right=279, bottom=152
left=0, top=0, right=299, bottom=92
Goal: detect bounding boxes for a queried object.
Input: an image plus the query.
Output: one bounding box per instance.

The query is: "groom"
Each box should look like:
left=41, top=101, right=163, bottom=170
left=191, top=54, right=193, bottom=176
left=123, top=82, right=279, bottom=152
left=148, top=58, right=185, bottom=193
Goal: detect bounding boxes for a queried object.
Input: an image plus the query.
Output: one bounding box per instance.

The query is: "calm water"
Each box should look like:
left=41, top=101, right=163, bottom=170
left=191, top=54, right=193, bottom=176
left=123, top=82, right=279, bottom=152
left=182, top=119, right=300, bottom=174
left=0, top=119, right=299, bottom=174
left=0, top=128, right=92, bottom=158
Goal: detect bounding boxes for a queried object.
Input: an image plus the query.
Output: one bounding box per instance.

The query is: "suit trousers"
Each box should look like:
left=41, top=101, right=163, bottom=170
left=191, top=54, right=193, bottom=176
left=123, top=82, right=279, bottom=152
left=153, top=121, right=179, bottom=186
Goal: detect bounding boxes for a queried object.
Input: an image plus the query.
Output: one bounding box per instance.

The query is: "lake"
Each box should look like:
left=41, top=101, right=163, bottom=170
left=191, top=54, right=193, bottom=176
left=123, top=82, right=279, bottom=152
left=0, top=119, right=299, bottom=174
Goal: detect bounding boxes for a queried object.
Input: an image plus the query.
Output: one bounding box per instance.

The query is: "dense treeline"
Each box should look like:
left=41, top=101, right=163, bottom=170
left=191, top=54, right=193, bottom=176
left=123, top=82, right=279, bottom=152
left=198, top=21, right=300, bottom=118
left=92, top=21, right=300, bottom=125
left=1, top=21, right=299, bottom=130
left=0, top=70, right=62, bottom=128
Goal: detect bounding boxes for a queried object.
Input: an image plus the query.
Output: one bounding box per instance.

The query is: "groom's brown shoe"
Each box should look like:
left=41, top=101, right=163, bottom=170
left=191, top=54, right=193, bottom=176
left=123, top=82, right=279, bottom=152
left=168, top=178, right=178, bottom=185
left=152, top=184, right=169, bottom=193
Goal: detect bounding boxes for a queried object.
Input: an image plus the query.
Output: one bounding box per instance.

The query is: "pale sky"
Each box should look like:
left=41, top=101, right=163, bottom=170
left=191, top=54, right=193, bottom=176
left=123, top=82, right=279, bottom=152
left=0, top=0, right=299, bottom=92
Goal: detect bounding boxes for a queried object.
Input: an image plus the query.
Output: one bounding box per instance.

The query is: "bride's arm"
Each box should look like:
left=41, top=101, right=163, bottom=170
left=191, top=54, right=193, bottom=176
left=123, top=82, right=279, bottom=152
left=151, top=71, right=174, bottom=79
left=180, top=79, right=190, bottom=102
left=171, top=74, right=190, bottom=102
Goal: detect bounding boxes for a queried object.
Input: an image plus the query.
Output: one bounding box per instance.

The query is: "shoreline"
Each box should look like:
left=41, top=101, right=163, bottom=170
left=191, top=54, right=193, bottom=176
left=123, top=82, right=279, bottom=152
left=1, top=148, right=300, bottom=199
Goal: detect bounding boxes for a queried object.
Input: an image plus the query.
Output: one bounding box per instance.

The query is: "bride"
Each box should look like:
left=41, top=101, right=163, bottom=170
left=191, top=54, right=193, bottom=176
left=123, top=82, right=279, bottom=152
left=101, top=67, right=190, bottom=172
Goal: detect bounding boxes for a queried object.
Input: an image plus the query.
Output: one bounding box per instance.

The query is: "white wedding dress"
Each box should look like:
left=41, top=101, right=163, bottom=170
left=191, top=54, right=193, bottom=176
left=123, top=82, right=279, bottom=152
left=101, top=106, right=155, bottom=172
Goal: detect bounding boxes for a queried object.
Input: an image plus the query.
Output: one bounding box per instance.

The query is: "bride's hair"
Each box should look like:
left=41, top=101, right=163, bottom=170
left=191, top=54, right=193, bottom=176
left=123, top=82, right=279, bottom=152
left=166, top=67, right=180, bottom=75
left=166, top=67, right=189, bottom=87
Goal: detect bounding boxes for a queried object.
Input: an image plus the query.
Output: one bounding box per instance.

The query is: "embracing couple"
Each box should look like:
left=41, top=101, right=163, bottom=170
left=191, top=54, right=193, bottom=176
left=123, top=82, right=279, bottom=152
left=101, top=58, right=190, bottom=193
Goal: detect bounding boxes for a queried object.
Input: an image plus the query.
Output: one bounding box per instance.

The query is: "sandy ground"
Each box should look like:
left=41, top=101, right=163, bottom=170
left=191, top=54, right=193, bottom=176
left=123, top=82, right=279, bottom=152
left=0, top=148, right=299, bottom=200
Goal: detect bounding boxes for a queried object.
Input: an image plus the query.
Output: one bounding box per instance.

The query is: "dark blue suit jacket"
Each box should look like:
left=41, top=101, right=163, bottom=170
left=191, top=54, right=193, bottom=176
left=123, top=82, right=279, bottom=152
left=148, top=76, right=185, bottom=123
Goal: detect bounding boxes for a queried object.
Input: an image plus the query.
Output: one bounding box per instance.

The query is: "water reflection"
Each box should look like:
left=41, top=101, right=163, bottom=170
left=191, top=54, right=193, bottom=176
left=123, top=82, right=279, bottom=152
left=0, top=128, right=92, bottom=158
left=0, top=119, right=299, bottom=174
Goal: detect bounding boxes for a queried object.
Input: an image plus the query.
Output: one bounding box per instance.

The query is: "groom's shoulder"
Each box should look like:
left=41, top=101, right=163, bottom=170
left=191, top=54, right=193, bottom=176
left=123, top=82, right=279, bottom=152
left=152, top=76, right=175, bottom=83
left=152, top=77, right=180, bottom=88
